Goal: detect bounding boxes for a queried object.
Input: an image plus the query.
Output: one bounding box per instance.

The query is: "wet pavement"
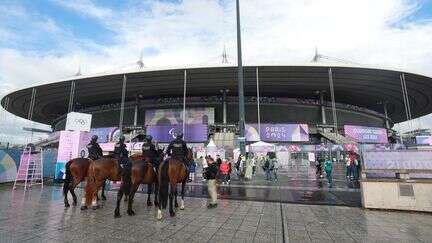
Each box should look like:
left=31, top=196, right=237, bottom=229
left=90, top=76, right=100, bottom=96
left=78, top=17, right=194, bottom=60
left=180, top=162, right=362, bottom=207
left=1, top=185, right=431, bottom=243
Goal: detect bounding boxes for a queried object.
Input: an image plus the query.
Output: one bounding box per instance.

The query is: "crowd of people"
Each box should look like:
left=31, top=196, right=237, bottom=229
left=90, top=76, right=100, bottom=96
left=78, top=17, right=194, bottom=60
left=315, top=151, right=361, bottom=188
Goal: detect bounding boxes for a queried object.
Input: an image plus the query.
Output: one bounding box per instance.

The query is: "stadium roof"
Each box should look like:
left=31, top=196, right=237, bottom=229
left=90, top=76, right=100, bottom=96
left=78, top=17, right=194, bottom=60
left=2, top=64, right=432, bottom=126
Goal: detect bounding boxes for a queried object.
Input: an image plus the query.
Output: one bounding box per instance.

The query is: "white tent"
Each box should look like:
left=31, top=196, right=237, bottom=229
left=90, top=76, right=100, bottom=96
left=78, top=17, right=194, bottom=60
left=206, top=138, right=225, bottom=159
left=249, top=140, right=276, bottom=153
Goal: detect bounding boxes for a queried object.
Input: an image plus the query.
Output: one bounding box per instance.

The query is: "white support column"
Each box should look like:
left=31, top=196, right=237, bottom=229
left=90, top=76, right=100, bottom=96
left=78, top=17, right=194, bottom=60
left=328, top=68, right=338, bottom=134
left=68, top=81, right=76, bottom=113
left=182, top=70, right=187, bottom=135
left=256, top=67, right=261, bottom=139
left=119, top=74, right=127, bottom=134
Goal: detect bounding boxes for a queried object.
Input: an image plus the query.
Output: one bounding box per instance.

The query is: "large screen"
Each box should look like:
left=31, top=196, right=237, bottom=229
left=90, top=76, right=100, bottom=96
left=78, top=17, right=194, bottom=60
left=344, top=125, right=388, bottom=144
left=147, top=124, right=208, bottom=142
left=145, top=108, right=214, bottom=126
left=245, top=124, right=309, bottom=142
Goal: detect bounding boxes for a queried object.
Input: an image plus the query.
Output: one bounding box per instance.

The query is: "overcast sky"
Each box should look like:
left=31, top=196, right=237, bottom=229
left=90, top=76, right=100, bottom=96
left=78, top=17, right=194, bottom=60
left=1, top=0, right=432, bottom=144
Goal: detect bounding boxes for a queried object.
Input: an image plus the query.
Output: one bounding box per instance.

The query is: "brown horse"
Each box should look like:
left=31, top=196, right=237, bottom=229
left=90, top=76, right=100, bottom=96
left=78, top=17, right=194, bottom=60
left=156, top=149, right=193, bottom=219
left=82, top=157, right=131, bottom=210
left=62, top=157, right=107, bottom=208
left=114, top=149, right=164, bottom=217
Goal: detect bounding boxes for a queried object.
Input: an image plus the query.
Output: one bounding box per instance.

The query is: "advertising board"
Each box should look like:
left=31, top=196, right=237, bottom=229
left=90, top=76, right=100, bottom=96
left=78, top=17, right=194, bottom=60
left=344, top=125, right=388, bottom=144
left=245, top=124, right=309, bottom=142
left=145, top=108, right=214, bottom=125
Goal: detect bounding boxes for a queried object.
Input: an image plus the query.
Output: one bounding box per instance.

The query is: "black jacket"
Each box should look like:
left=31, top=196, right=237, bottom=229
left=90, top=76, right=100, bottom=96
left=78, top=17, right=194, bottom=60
left=205, top=163, right=219, bottom=180
left=166, top=138, right=187, bottom=157
left=87, top=142, right=103, bottom=160
left=114, top=142, right=128, bottom=158
left=142, top=141, right=157, bottom=158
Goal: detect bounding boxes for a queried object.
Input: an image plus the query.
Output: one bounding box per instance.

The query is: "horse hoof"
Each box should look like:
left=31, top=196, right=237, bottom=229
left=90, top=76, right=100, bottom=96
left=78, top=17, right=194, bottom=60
left=147, top=201, right=153, bottom=207
left=180, top=206, right=185, bottom=210
left=80, top=206, right=88, bottom=210
left=170, top=212, right=176, bottom=217
left=64, top=203, right=70, bottom=208
left=179, top=199, right=185, bottom=210
left=102, top=196, right=107, bottom=201
left=92, top=205, right=100, bottom=210
left=114, top=212, right=121, bottom=218
left=156, top=209, right=162, bottom=220
left=72, top=201, right=77, bottom=206
left=127, top=210, right=135, bottom=216
left=175, top=204, right=179, bottom=208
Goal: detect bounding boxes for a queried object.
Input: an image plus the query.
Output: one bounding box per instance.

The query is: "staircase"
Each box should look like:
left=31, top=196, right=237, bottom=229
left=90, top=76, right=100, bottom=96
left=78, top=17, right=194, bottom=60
left=318, top=130, right=357, bottom=144
left=13, top=147, right=43, bottom=190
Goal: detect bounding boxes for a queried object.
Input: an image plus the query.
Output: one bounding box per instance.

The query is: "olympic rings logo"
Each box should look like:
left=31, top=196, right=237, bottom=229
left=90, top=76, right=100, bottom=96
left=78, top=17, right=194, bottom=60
left=74, top=118, right=87, bottom=125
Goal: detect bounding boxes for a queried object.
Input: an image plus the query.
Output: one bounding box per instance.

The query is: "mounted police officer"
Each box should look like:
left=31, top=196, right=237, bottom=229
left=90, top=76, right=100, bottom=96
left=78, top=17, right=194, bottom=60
left=141, top=135, right=159, bottom=171
left=166, top=132, right=188, bottom=166
left=87, top=135, right=103, bottom=160
left=114, top=135, right=130, bottom=175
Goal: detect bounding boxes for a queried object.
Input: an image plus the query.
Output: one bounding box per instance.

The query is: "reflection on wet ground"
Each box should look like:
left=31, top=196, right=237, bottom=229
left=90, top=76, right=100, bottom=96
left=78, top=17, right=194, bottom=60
left=150, top=162, right=361, bottom=207
left=1, top=185, right=431, bottom=243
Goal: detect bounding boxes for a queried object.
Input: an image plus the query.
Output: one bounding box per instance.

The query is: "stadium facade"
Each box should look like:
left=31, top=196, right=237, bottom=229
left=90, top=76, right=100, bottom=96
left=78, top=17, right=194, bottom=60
left=2, top=64, right=432, bottom=144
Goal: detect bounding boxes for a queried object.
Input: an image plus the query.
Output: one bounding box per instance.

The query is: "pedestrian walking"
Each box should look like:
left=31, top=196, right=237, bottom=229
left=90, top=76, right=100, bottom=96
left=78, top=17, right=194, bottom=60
left=188, top=159, right=196, bottom=182
left=272, top=157, right=279, bottom=181
left=205, top=157, right=219, bottom=208
left=324, top=156, right=333, bottom=188
left=201, top=156, right=208, bottom=182
left=219, top=159, right=230, bottom=184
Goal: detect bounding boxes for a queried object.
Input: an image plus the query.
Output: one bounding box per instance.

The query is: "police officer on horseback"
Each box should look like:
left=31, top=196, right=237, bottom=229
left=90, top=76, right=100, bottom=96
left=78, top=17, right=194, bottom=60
left=87, top=135, right=103, bottom=160
left=166, top=132, right=188, bottom=166
left=142, top=135, right=159, bottom=171
left=114, top=135, right=130, bottom=175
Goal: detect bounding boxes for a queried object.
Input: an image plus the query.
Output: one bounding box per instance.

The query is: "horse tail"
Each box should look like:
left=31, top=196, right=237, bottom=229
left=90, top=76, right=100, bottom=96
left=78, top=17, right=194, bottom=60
left=63, top=160, right=72, bottom=196
left=159, top=160, right=169, bottom=209
left=121, top=162, right=132, bottom=196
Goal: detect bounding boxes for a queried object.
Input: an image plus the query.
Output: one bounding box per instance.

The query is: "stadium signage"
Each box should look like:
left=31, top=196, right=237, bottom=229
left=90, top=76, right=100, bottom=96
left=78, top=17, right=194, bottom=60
left=146, top=124, right=208, bottom=143
left=245, top=124, right=309, bottom=142
left=344, top=125, right=388, bottom=144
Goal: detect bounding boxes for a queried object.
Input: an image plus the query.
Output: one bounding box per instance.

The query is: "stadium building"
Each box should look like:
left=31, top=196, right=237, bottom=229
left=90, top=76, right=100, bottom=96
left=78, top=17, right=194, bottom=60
left=2, top=63, right=432, bottom=146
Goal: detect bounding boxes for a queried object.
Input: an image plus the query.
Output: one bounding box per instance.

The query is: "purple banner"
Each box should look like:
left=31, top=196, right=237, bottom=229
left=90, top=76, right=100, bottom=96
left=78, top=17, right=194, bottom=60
left=416, top=136, right=432, bottom=145
left=145, top=108, right=214, bottom=125
left=344, top=125, right=388, bottom=144
left=90, top=127, right=119, bottom=143
left=245, top=124, right=309, bottom=142
left=147, top=124, right=208, bottom=142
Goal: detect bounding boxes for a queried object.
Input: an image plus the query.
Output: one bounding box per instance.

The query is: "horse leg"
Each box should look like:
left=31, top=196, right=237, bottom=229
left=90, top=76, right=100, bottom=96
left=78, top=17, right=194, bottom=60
left=154, top=181, right=159, bottom=207
left=64, top=185, right=70, bottom=208
left=169, top=182, right=176, bottom=217
left=92, top=180, right=104, bottom=210
left=114, top=186, right=124, bottom=218
left=70, top=180, right=79, bottom=206
left=174, top=186, right=179, bottom=208
left=101, top=179, right=107, bottom=201
left=179, top=181, right=186, bottom=210
left=127, top=183, right=139, bottom=216
left=147, top=184, right=153, bottom=206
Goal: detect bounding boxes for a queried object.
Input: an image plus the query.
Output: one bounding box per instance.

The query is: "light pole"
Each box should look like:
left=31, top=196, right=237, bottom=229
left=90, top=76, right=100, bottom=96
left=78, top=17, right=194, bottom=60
left=236, top=0, right=246, bottom=156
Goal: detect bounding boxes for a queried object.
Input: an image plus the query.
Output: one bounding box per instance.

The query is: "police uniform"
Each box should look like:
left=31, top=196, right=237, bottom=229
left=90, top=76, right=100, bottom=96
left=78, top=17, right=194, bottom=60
left=87, top=141, right=103, bottom=160
left=166, top=137, right=188, bottom=164
left=142, top=140, right=159, bottom=169
left=114, top=141, right=129, bottom=170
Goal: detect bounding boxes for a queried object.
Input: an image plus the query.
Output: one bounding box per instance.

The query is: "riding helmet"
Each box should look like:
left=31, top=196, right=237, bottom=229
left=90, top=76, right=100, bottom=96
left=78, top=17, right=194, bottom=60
left=176, top=132, right=183, bottom=139
left=91, top=135, right=98, bottom=142
left=119, top=135, right=125, bottom=142
left=146, top=135, right=153, bottom=141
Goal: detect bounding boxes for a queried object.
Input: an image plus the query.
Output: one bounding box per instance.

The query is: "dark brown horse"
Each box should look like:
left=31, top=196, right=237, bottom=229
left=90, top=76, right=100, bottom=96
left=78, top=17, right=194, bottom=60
left=82, top=157, right=131, bottom=210
left=62, top=157, right=107, bottom=208
left=114, top=149, right=164, bottom=217
left=156, top=149, right=193, bottom=219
